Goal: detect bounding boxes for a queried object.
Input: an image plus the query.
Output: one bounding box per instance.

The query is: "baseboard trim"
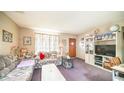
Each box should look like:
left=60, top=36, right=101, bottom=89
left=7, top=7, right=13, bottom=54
left=75, top=57, right=85, bottom=61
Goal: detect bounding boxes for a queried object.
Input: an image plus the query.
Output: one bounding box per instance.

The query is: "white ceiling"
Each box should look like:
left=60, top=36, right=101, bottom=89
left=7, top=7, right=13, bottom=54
left=4, top=11, right=124, bottom=34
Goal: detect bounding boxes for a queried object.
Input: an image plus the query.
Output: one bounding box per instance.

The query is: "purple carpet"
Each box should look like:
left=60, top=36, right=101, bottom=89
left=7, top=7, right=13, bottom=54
left=57, top=58, right=112, bottom=81
left=31, top=68, right=41, bottom=81
left=31, top=58, right=112, bottom=81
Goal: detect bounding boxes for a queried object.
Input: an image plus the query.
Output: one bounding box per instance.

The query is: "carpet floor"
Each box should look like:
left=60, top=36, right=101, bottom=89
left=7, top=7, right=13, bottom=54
left=31, top=68, right=41, bottom=81
left=57, top=58, right=112, bottom=81
left=31, top=58, right=112, bottom=81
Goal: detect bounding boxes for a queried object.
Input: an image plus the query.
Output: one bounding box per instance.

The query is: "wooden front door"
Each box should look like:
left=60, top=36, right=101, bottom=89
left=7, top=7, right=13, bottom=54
left=69, top=38, right=76, bottom=57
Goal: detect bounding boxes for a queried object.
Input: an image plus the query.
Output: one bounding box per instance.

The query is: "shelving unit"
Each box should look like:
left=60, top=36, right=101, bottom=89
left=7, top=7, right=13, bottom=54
left=94, top=54, right=114, bottom=68
left=84, top=26, right=124, bottom=75
left=95, top=56, right=103, bottom=66
left=94, top=31, right=117, bottom=68
left=95, top=39, right=116, bottom=42
left=80, top=38, right=84, bottom=47
left=85, top=35, right=95, bottom=65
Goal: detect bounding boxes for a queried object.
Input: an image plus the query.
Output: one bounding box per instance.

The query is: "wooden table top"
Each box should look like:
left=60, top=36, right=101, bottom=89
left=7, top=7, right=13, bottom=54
left=111, top=64, right=124, bottom=73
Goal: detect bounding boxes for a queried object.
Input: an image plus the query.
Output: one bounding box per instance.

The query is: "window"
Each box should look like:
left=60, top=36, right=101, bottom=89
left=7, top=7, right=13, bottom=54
left=35, top=33, right=59, bottom=54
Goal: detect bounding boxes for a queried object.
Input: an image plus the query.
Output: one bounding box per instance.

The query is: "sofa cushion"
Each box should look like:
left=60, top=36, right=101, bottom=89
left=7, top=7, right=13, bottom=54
left=0, top=68, right=10, bottom=78
left=56, top=57, right=62, bottom=66
left=47, top=52, right=51, bottom=58
left=8, top=63, right=16, bottom=71
left=0, top=59, right=35, bottom=81
left=12, top=56, right=18, bottom=62
left=6, top=55, right=13, bottom=60
left=0, top=66, right=34, bottom=81
left=17, top=60, right=35, bottom=68
left=3, top=57, right=12, bottom=67
left=14, top=60, right=20, bottom=66
left=5, top=55, right=18, bottom=63
left=0, top=57, right=6, bottom=70
left=0, top=62, right=5, bottom=70
left=44, top=52, right=49, bottom=58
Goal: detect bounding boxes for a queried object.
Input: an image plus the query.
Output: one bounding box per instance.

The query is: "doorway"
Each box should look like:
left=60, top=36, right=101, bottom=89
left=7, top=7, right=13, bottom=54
left=69, top=38, right=76, bottom=57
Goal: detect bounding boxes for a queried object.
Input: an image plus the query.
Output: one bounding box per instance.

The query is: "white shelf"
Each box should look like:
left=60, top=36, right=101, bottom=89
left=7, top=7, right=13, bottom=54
left=94, top=54, right=114, bottom=58
left=95, top=39, right=116, bottom=42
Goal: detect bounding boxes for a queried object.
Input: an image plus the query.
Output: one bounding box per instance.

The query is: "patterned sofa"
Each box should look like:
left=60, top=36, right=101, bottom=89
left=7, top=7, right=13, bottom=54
left=0, top=55, right=35, bottom=81
left=34, top=51, right=63, bottom=68
left=34, top=51, right=73, bottom=69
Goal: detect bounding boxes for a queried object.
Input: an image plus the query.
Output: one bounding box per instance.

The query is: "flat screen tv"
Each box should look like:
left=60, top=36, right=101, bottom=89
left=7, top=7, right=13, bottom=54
left=95, top=45, right=116, bottom=57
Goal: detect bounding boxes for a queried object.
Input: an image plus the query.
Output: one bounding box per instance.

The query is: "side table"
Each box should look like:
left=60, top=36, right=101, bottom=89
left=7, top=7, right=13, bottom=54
left=111, top=64, right=124, bottom=81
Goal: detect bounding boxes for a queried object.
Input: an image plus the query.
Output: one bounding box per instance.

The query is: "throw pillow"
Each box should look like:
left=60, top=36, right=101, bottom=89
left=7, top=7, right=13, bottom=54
left=3, top=56, right=11, bottom=67
left=0, top=61, right=5, bottom=70
left=39, top=52, right=45, bottom=60
left=8, top=63, right=16, bottom=71
left=0, top=68, right=10, bottom=77
left=44, top=52, right=48, bottom=58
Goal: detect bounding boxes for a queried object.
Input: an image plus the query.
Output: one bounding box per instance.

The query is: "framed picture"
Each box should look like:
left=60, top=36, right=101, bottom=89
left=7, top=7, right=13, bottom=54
left=23, top=36, right=31, bottom=45
left=2, top=30, right=13, bottom=42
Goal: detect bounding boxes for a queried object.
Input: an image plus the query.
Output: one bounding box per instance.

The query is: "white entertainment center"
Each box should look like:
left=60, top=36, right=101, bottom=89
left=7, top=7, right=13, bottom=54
left=84, top=32, right=116, bottom=67
left=84, top=26, right=124, bottom=75
left=94, top=31, right=116, bottom=68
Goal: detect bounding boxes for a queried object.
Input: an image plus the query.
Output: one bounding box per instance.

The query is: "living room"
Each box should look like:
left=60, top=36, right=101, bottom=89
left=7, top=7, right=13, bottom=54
left=0, top=11, right=124, bottom=81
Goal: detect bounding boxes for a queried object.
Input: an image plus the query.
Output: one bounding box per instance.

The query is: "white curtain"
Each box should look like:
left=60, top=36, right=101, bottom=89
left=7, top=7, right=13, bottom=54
left=35, top=33, right=59, bottom=54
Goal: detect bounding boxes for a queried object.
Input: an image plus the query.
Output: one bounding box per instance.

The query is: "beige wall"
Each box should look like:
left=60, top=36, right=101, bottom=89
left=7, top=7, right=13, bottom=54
left=19, top=28, right=77, bottom=53
left=59, top=33, right=77, bottom=54
left=19, top=28, right=35, bottom=52
left=0, top=12, right=19, bottom=55
left=76, top=20, right=124, bottom=59
left=115, top=20, right=124, bottom=63
left=76, top=34, right=85, bottom=59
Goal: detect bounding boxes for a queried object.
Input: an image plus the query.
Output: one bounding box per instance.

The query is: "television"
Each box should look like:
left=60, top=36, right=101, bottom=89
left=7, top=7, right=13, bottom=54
left=95, top=45, right=116, bottom=57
